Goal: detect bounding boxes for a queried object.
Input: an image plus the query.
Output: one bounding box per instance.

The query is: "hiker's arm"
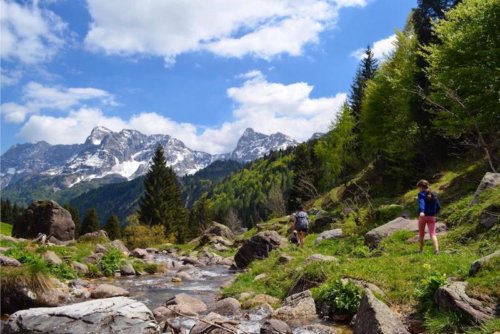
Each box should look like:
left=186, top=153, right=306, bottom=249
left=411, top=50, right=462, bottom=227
left=418, top=193, right=425, bottom=215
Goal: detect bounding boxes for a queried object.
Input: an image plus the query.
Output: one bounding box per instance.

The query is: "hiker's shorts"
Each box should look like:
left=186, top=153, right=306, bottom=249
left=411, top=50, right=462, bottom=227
left=418, top=216, right=437, bottom=239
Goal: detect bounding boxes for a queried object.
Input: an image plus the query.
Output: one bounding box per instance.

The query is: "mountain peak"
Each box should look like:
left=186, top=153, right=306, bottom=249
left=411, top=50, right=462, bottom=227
left=242, top=128, right=255, bottom=135
left=87, top=126, right=113, bottom=145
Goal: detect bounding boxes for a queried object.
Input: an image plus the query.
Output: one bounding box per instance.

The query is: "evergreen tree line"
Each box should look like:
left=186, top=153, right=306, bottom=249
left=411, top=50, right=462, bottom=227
left=0, top=199, right=25, bottom=225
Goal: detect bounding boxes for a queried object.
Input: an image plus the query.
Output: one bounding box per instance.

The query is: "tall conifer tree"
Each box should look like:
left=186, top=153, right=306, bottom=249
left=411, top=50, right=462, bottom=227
left=105, top=214, right=122, bottom=240
left=81, top=208, right=100, bottom=235
left=349, top=46, right=378, bottom=121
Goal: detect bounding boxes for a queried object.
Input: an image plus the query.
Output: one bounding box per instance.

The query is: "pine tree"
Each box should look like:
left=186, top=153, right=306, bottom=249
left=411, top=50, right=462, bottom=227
left=138, top=145, right=188, bottom=238
left=349, top=46, right=378, bottom=121
left=105, top=214, right=122, bottom=240
left=81, top=208, right=100, bottom=235
left=1, top=199, right=14, bottom=224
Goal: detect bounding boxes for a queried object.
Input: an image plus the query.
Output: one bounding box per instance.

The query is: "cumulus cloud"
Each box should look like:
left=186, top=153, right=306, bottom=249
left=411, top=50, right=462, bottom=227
left=0, top=0, right=67, bottom=64
left=84, top=0, right=368, bottom=65
left=1, top=82, right=116, bottom=123
left=351, top=34, right=397, bottom=60
left=16, top=72, right=346, bottom=153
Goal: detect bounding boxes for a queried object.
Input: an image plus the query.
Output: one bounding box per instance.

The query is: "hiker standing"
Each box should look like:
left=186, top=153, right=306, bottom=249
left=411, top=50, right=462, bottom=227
left=417, top=179, right=441, bottom=255
left=294, top=205, right=309, bottom=248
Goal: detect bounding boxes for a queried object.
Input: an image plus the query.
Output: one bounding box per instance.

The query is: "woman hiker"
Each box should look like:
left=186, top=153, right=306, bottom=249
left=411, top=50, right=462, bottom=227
left=417, top=179, right=441, bottom=255
left=294, top=205, right=309, bottom=248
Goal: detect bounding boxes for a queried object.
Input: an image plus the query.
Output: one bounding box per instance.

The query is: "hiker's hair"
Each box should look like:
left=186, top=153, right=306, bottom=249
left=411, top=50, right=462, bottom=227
left=417, top=179, right=434, bottom=200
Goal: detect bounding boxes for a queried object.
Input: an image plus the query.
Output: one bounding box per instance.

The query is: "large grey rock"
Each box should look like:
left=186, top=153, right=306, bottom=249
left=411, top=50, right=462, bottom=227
left=354, top=289, right=409, bottom=334
left=91, top=284, right=130, bottom=299
left=121, top=262, right=136, bottom=276
left=111, top=239, right=130, bottom=255
left=470, top=172, right=500, bottom=206
left=95, top=243, right=108, bottom=253
left=0, top=254, right=21, bottom=267
left=12, top=200, right=75, bottom=241
left=315, top=229, right=343, bottom=244
left=275, top=290, right=317, bottom=322
left=364, top=217, right=446, bottom=248
left=190, top=312, right=238, bottom=334
left=310, top=212, right=334, bottom=233
left=165, top=293, right=208, bottom=315
left=83, top=252, right=104, bottom=264
left=469, top=250, right=500, bottom=276
left=234, top=231, right=282, bottom=269
left=260, top=319, right=292, bottom=334
left=71, top=261, right=89, bottom=275
left=434, top=281, right=495, bottom=324
left=213, top=297, right=241, bottom=316
left=3, top=297, right=160, bottom=334
left=203, top=222, right=235, bottom=240
left=79, top=230, right=109, bottom=242
left=131, top=248, right=149, bottom=259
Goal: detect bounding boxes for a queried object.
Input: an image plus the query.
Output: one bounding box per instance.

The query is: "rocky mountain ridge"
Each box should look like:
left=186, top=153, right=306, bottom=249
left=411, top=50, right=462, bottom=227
left=1, top=127, right=297, bottom=189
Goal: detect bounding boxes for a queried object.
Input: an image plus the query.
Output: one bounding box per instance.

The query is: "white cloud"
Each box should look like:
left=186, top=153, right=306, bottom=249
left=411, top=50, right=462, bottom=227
left=16, top=72, right=346, bottom=153
left=84, top=0, right=368, bottom=65
left=351, top=34, right=397, bottom=60
left=1, top=82, right=116, bottom=123
left=0, top=0, right=67, bottom=64
left=0, top=68, right=22, bottom=87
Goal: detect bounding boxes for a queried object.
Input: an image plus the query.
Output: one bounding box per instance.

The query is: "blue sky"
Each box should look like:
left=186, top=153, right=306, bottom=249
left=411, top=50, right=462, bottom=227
left=1, top=0, right=416, bottom=154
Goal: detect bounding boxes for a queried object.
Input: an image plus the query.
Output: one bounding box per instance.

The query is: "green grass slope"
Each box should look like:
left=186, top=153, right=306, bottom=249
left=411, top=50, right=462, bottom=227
left=0, top=222, right=13, bottom=236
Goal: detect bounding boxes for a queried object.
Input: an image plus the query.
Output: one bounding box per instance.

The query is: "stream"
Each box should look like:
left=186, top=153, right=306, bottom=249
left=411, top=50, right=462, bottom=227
left=97, top=253, right=353, bottom=334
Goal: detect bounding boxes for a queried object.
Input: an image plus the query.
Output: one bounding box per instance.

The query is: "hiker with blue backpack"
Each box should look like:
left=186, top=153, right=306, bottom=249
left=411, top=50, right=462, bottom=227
left=294, top=205, right=309, bottom=248
left=417, top=179, right=441, bottom=255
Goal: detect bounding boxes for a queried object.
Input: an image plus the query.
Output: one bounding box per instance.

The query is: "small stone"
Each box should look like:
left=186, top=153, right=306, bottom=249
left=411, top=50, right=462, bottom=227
left=120, top=262, right=136, bottom=276
left=71, top=261, right=89, bottom=275
left=305, top=254, right=339, bottom=264
left=94, top=243, right=107, bottom=253
left=315, top=229, right=343, bottom=244
left=90, top=284, right=129, bottom=299
left=469, top=250, right=500, bottom=276
left=254, top=273, right=268, bottom=281
left=213, top=297, right=241, bottom=316
left=175, top=271, right=193, bottom=281
left=42, top=250, right=63, bottom=266
left=0, top=254, right=21, bottom=267
left=130, top=248, right=149, bottom=259
left=171, top=277, right=182, bottom=283
left=278, top=254, right=293, bottom=264
left=260, top=319, right=292, bottom=334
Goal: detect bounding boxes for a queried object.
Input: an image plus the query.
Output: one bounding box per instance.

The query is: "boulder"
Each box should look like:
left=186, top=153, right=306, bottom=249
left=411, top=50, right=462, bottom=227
left=175, top=271, right=193, bottom=281
left=131, top=248, right=149, bottom=259
left=12, top=200, right=75, bottom=241
left=311, top=212, right=334, bottom=233
left=275, top=290, right=317, bottom=322
left=190, top=312, right=238, bottom=334
left=213, top=297, right=241, bottom=316
left=364, top=217, right=446, bottom=248
left=165, top=293, right=208, bottom=315
left=111, top=239, right=130, bottom=255
left=71, top=261, right=89, bottom=275
left=242, top=294, right=280, bottom=309
left=478, top=207, right=499, bottom=231
left=469, top=250, right=500, bottom=276
left=287, top=272, right=324, bottom=297
left=120, top=262, right=136, bottom=276
left=353, top=289, right=409, bottom=334
left=83, top=252, right=104, bottom=264
left=198, top=249, right=224, bottom=266
left=95, top=243, right=108, bottom=253
left=42, top=250, right=63, bottom=266
left=434, top=281, right=495, bottom=324
left=91, top=284, right=130, bottom=299
left=260, top=319, right=292, bottom=334
left=3, top=297, right=160, bottom=334
left=305, top=254, right=339, bottom=264
left=254, top=273, right=268, bottom=281
left=79, top=230, right=109, bottom=242
left=295, top=324, right=338, bottom=334
left=153, top=306, right=173, bottom=322
left=203, top=222, right=235, bottom=240
left=470, top=172, right=500, bottom=206
left=0, top=254, right=21, bottom=267
left=182, top=256, right=205, bottom=267
left=315, top=229, right=343, bottom=244
left=234, top=231, right=282, bottom=269
left=1, top=276, right=70, bottom=314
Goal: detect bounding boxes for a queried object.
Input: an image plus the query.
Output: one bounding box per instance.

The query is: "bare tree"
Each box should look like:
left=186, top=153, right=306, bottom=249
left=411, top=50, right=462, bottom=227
left=225, top=208, right=242, bottom=233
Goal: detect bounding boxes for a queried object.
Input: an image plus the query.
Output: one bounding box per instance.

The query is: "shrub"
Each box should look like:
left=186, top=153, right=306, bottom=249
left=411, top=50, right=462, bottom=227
left=315, top=279, right=363, bottom=318
left=86, top=263, right=102, bottom=278
left=100, top=248, right=124, bottom=276
left=122, top=223, right=167, bottom=249
left=376, top=204, right=404, bottom=224
left=415, top=267, right=447, bottom=311
left=144, top=263, right=159, bottom=274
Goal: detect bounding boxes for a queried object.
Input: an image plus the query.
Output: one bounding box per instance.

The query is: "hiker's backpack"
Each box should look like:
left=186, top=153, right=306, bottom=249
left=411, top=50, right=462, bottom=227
left=295, top=211, right=309, bottom=230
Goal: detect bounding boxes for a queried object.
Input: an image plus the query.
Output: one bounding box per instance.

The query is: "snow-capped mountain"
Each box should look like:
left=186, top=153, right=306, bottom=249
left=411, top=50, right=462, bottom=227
left=1, top=127, right=297, bottom=189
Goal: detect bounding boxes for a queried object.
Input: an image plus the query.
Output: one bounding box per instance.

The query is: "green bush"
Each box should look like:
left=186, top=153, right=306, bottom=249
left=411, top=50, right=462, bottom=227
left=376, top=204, right=404, bottom=224
left=315, top=279, right=363, bottom=317
left=100, top=248, right=124, bottom=276
left=122, top=223, right=167, bottom=249
left=415, top=269, right=447, bottom=311
left=86, top=263, right=102, bottom=278
left=144, top=263, right=159, bottom=274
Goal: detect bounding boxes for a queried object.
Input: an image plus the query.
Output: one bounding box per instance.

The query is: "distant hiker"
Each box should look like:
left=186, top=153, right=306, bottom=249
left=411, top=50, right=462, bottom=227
left=290, top=230, right=299, bottom=245
left=417, top=179, right=441, bottom=255
left=294, top=205, right=309, bottom=248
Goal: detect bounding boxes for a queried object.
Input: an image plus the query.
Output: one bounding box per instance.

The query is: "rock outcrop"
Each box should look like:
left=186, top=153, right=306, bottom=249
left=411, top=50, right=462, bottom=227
left=234, top=231, right=282, bottom=269
left=213, top=297, right=241, bottom=316
left=3, top=297, right=160, bottom=334
left=469, top=250, right=500, bottom=276
left=364, top=217, right=446, bottom=248
left=470, top=172, right=500, bottom=206
left=353, top=290, right=409, bottom=334
left=165, top=293, right=208, bottom=315
left=434, top=281, right=495, bottom=324
left=260, top=319, right=292, bottom=334
left=315, top=229, right=343, bottom=244
left=190, top=312, right=239, bottom=334
left=91, top=284, right=130, bottom=299
left=203, top=222, right=235, bottom=240
left=12, top=200, right=75, bottom=241
left=275, top=290, right=317, bottom=323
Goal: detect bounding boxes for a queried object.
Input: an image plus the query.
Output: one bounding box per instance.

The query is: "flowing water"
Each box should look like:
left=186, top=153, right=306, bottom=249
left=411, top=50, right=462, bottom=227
left=97, top=253, right=352, bottom=334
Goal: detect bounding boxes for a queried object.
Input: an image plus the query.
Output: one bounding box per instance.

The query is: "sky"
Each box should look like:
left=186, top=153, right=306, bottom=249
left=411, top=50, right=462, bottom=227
left=0, top=0, right=416, bottom=155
